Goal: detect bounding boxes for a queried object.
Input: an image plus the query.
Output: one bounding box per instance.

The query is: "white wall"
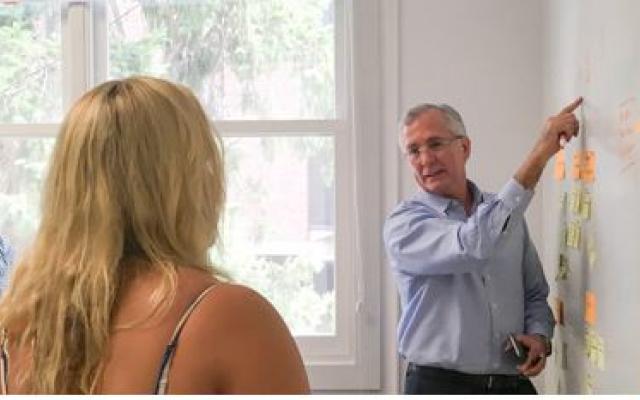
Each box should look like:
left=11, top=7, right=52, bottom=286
left=378, top=0, right=546, bottom=393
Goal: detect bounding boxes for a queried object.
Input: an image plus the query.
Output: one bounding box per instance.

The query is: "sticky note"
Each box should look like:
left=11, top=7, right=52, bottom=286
left=585, top=374, right=594, bottom=394
left=560, top=192, right=567, bottom=209
left=571, top=151, right=583, bottom=180
left=585, top=327, right=606, bottom=371
left=580, top=191, right=592, bottom=220
left=569, top=189, right=581, bottom=214
left=634, top=121, right=640, bottom=134
left=570, top=150, right=597, bottom=183
left=585, top=291, right=597, bottom=325
left=566, top=221, right=581, bottom=249
left=554, top=150, right=566, bottom=180
left=555, top=254, right=569, bottom=281
left=581, top=151, right=597, bottom=183
left=555, top=297, right=565, bottom=325
left=562, top=342, right=568, bottom=370
left=585, top=327, right=605, bottom=370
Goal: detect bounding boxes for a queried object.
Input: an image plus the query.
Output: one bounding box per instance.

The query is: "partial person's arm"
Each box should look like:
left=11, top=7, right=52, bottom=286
left=384, top=179, right=532, bottom=276
left=192, top=284, right=310, bottom=394
left=384, top=98, right=583, bottom=277
left=514, top=97, right=583, bottom=189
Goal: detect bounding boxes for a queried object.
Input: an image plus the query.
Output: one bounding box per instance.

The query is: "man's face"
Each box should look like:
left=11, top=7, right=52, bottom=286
left=402, top=110, right=470, bottom=197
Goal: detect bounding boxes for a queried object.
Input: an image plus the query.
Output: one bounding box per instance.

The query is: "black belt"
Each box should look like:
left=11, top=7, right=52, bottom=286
left=407, top=363, right=527, bottom=391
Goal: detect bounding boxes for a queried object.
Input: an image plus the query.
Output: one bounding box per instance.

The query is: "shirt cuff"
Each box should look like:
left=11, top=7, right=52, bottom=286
left=525, top=322, right=553, bottom=340
left=497, top=178, right=534, bottom=214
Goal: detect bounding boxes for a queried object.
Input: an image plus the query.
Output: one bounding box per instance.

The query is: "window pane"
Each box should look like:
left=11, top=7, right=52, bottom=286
left=213, top=136, right=335, bottom=335
left=0, top=1, right=62, bottom=123
left=0, top=138, right=55, bottom=256
left=107, top=0, right=335, bottom=120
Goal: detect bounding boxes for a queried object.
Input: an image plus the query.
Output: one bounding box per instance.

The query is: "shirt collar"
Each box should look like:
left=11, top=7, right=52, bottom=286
left=417, top=180, right=485, bottom=215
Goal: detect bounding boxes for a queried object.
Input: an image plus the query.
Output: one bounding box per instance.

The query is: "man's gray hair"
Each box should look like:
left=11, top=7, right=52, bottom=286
left=398, top=103, right=467, bottom=149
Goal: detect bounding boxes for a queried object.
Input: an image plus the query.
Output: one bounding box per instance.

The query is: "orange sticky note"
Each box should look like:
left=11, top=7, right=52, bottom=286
left=554, top=150, right=566, bottom=180
left=580, top=151, right=597, bottom=183
left=555, top=297, right=565, bottom=325
left=585, top=291, right=597, bottom=325
left=571, top=151, right=583, bottom=180
left=634, top=121, right=640, bottom=134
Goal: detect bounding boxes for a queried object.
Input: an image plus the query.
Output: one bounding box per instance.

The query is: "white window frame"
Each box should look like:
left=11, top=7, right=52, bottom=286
left=0, top=0, right=383, bottom=390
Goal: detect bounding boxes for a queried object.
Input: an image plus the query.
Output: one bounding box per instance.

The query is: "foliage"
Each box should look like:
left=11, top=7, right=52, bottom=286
left=0, top=0, right=336, bottom=334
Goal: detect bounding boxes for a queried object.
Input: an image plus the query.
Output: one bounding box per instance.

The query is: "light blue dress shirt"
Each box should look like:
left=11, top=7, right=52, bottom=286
left=384, top=179, right=554, bottom=375
left=0, top=235, right=14, bottom=294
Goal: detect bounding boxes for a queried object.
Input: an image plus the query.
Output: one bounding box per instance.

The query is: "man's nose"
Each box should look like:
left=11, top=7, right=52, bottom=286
left=417, top=147, right=436, bottom=164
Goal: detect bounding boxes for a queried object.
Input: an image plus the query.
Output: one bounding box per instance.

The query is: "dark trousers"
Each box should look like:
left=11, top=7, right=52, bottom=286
left=405, top=364, right=537, bottom=395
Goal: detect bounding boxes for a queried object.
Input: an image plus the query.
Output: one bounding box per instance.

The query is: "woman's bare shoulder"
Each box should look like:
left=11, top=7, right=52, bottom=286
left=177, top=281, right=310, bottom=393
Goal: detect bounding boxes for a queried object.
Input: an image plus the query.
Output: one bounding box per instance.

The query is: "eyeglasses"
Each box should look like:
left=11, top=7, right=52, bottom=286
left=404, top=136, right=464, bottom=159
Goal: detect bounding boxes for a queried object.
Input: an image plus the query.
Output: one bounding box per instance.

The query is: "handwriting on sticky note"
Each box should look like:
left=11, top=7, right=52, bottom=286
left=585, top=291, right=597, bottom=325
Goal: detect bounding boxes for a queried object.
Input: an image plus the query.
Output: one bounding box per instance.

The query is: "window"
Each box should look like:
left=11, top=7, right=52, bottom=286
left=0, top=0, right=379, bottom=389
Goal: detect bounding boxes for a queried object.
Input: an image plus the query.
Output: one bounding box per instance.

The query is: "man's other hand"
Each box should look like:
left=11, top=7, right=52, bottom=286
left=515, top=334, right=548, bottom=377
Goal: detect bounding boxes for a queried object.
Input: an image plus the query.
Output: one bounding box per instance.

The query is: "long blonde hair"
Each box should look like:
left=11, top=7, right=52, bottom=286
left=0, top=76, right=225, bottom=393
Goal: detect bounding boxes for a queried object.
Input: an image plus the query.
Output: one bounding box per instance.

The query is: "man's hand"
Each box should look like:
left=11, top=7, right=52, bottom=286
left=515, top=334, right=548, bottom=377
left=514, top=97, right=583, bottom=189
left=533, top=97, right=583, bottom=161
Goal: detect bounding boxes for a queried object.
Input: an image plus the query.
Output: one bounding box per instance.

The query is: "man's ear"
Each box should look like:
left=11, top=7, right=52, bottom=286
left=461, top=137, right=471, bottom=161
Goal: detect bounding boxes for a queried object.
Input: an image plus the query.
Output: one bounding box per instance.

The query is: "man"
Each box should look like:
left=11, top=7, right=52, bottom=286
left=384, top=98, right=582, bottom=394
left=0, top=234, right=13, bottom=294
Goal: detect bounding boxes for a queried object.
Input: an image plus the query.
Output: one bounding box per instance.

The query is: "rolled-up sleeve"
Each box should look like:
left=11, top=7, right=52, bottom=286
left=384, top=179, right=533, bottom=276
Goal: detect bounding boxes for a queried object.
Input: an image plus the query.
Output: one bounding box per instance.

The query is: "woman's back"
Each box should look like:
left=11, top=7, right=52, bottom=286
left=0, top=77, right=308, bottom=393
left=4, top=266, right=309, bottom=394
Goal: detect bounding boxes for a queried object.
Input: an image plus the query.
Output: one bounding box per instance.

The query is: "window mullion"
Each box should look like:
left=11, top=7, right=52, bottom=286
left=61, top=0, right=91, bottom=111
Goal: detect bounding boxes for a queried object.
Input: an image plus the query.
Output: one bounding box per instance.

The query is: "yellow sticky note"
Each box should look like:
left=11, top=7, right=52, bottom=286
left=567, top=221, right=581, bottom=249
left=580, top=191, right=592, bottom=220
left=585, top=374, right=594, bottom=394
left=585, top=291, right=597, bottom=325
left=565, top=226, right=572, bottom=247
left=569, top=189, right=581, bottom=214
left=556, top=254, right=569, bottom=281
left=554, top=150, right=566, bottom=181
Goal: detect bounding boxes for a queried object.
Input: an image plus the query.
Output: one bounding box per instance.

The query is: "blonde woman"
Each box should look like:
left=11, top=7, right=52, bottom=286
left=0, top=76, right=309, bottom=394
